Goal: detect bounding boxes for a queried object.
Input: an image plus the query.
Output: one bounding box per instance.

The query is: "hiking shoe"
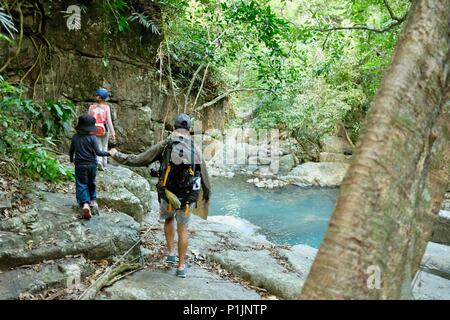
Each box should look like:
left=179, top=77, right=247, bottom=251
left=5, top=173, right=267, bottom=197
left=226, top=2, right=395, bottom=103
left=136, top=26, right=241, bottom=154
left=82, top=204, right=92, bottom=220
left=176, top=266, right=187, bottom=278
left=165, top=255, right=177, bottom=265
left=90, top=202, right=99, bottom=216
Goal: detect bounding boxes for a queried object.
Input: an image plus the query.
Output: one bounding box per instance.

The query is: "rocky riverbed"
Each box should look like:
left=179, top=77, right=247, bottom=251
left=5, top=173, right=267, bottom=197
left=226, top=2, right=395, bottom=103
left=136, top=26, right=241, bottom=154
left=1, top=165, right=449, bottom=300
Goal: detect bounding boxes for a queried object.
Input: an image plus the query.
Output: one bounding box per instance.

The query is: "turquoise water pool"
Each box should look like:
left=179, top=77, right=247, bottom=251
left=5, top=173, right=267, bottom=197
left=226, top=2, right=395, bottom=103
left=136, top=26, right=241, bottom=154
left=209, top=176, right=339, bottom=248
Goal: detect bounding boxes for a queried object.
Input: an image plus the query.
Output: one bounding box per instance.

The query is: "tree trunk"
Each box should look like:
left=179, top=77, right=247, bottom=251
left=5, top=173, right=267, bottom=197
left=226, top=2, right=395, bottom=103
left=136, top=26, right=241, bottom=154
left=300, top=0, right=450, bottom=300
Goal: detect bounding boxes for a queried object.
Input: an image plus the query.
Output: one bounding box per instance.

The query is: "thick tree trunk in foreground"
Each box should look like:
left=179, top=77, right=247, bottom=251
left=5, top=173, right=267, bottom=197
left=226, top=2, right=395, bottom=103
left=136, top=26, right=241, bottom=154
left=300, top=0, right=450, bottom=300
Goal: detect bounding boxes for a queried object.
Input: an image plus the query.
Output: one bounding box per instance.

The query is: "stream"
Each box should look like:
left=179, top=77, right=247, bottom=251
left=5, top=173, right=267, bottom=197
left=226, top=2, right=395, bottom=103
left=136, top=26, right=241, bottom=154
left=209, top=176, right=340, bottom=248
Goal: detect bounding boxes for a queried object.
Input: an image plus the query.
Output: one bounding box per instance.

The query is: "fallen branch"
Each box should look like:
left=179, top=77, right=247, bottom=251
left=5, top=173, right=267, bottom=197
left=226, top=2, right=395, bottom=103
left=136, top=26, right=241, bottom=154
left=79, top=262, right=141, bottom=300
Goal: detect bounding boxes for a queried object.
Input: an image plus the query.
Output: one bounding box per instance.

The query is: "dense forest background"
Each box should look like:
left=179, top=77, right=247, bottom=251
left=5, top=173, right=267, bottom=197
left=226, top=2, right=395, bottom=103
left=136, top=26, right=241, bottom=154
left=0, top=0, right=410, bottom=184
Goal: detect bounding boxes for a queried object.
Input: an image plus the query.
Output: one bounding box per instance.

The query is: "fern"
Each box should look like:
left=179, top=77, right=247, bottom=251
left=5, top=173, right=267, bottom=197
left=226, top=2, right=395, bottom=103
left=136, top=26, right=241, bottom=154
left=129, top=12, right=161, bottom=35
left=0, top=7, right=17, bottom=39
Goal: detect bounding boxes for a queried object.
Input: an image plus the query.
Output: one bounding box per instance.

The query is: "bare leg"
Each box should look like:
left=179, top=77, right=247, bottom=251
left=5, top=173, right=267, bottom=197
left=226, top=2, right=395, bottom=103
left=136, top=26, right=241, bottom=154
left=164, top=218, right=175, bottom=255
left=177, top=223, right=188, bottom=267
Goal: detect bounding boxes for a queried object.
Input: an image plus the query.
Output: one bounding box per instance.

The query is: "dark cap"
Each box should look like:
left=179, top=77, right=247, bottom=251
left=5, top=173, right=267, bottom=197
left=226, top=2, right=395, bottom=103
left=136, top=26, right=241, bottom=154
left=75, top=114, right=98, bottom=133
left=174, top=113, right=192, bottom=130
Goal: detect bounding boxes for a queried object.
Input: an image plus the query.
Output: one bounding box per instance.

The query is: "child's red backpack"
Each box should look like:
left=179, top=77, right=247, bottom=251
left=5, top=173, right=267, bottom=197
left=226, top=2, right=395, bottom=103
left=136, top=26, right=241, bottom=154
left=91, top=104, right=107, bottom=137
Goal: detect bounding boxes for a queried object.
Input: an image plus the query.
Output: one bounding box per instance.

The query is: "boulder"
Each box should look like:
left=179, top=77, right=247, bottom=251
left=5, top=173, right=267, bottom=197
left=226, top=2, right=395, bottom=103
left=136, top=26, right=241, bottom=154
left=321, top=136, right=353, bottom=154
left=100, top=266, right=261, bottom=300
left=96, top=165, right=151, bottom=222
left=210, top=249, right=304, bottom=299
left=188, top=215, right=271, bottom=255
left=431, top=210, right=450, bottom=245
left=278, top=244, right=317, bottom=279
left=0, top=192, right=140, bottom=270
left=441, top=193, right=450, bottom=211
left=420, top=242, right=450, bottom=280
left=319, top=152, right=352, bottom=163
left=412, top=271, right=450, bottom=300
left=281, top=162, right=349, bottom=187
left=276, top=154, right=296, bottom=175
left=0, top=257, right=93, bottom=299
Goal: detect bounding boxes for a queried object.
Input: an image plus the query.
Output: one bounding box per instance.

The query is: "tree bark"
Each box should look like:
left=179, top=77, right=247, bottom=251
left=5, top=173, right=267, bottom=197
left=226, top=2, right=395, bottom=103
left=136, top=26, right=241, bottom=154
left=300, top=0, right=450, bottom=300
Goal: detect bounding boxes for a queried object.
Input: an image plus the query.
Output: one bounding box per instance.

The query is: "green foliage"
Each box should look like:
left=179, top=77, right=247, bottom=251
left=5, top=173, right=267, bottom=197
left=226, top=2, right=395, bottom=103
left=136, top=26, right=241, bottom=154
left=235, top=0, right=410, bottom=153
left=0, top=6, right=17, bottom=42
left=18, top=141, right=74, bottom=182
left=0, top=76, right=75, bottom=182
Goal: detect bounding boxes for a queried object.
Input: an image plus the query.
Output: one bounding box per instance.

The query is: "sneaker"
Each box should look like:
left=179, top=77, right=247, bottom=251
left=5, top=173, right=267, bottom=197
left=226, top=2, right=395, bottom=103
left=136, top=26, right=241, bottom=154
left=176, top=265, right=187, bottom=278
left=82, top=204, right=92, bottom=220
left=90, top=201, right=99, bottom=216
left=165, top=255, right=177, bottom=265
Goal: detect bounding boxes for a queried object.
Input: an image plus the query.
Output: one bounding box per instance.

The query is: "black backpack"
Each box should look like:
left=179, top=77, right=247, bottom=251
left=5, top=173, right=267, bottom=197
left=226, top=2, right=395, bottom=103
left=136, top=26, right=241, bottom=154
left=157, top=135, right=201, bottom=206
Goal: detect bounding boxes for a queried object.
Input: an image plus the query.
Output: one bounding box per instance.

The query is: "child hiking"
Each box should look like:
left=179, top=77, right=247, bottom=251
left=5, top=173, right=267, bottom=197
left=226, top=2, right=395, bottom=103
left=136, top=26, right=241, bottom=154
left=70, top=114, right=111, bottom=219
left=88, top=88, right=115, bottom=171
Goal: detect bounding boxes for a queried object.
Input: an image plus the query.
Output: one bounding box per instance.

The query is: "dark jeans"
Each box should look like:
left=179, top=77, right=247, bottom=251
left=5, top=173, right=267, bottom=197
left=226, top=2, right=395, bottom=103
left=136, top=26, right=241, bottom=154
left=75, top=164, right=97, bottom=207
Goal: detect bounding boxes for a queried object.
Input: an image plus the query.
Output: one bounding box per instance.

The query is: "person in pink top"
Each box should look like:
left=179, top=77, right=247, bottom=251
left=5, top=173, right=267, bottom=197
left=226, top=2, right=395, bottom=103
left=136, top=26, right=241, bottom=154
left=88, top=88, right=116, bottom=170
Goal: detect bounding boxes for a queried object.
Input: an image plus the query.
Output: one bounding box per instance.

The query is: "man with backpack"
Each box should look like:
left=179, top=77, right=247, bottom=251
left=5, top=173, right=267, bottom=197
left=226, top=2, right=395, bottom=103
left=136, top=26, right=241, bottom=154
left=109, top=113, right=211, bottom=278
left=88, top=88, right=116, bottom=171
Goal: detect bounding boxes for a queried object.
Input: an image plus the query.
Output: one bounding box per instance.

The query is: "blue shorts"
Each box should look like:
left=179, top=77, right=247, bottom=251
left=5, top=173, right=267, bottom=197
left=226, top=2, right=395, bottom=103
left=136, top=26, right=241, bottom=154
left=159, top=199, right=194, bottom=225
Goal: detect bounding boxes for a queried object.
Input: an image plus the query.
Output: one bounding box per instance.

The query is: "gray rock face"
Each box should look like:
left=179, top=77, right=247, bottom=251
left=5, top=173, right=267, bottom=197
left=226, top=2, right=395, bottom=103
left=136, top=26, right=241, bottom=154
left=278, top=244, right=317, bottom=279
left=96, top=166, right=152, bottom=222
left=0, top=2, right=226, bottom=153
left=0, top=192, right=140, bottom=270
left=0, top=257, right=93, bottom=300
left=321, top=136, right=353, bottom=154
left=420, top=242, right=450, bottom=280
left=0, top=191, right=11, bottom=209
left=210, top=250, right=304, bottom=300
left=281, top=162, right=349, bottom=187
left=319, top=152, right=352, bottom=163
left=431, top=210, right=450, bottom=245
left=276, top=154, right=297, bottom=175
left=100, top=266, right=260, bottom=300
left=412, top=271, right=450, bottom=300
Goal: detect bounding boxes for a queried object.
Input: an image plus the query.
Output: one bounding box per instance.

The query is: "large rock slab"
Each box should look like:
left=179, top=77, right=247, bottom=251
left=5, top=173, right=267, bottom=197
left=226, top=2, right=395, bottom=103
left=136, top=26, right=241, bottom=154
left=272, top=154, right=297, bottom=175
left=100, top=266, right=260, bottom=300
left=281, top=162, right=349, bottom=187
left=412, top=271, right=450, bottom=300
left=431, top=210, right=450, bottom=245
left=420, top=242, right=450, bottom=280
left=278, top=244, right=317, bottom=279
left=321, top=136, right=353, bottom=154
left=319, top=152, right=352, bottom=163
left=210, top=250, right=303, bottom=299
left=189, top=215, right=271, bottom=255
left=0, top=257, right=93, bottom=300
left=96, top=165, right=152, bottom=222
left=0, top=192, right=140, bottom=270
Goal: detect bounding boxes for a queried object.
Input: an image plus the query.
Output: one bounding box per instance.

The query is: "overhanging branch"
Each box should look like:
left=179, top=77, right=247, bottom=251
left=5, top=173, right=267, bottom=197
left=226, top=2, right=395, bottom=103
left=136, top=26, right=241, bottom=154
left=196, top=88, right=275, bottom=111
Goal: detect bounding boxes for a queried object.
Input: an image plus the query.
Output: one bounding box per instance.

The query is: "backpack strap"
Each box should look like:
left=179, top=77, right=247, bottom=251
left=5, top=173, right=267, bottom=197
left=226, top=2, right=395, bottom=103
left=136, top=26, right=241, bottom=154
left=190, top=138, right=195, bottom=175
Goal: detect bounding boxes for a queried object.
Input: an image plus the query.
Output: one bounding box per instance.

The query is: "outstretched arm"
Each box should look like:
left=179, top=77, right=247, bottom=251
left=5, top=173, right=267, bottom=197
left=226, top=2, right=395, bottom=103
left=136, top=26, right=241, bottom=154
left=92, top=136, right=110, bottom=157
left=110, top=140, right=167, bottom=167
